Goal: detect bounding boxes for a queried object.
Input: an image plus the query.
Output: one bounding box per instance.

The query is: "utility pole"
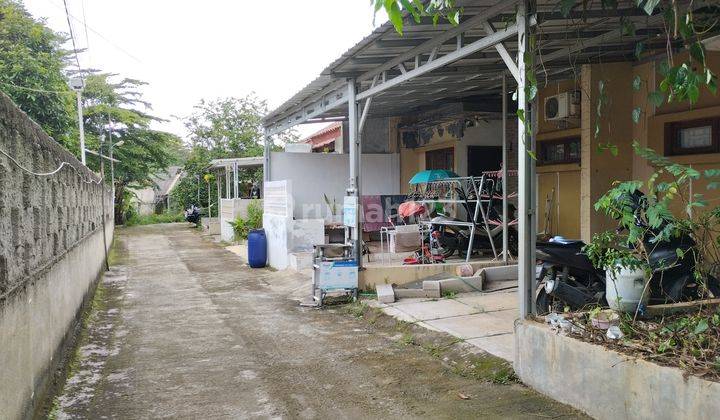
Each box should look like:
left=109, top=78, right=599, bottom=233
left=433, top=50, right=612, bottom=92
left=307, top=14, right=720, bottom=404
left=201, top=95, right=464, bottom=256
left=69, top=77, right=86, bottom=165
left=108, top=116, right=115, bottom=201
left=207, top=177, right=212, bottom=217
left=196, top=175, right=201, bottom=205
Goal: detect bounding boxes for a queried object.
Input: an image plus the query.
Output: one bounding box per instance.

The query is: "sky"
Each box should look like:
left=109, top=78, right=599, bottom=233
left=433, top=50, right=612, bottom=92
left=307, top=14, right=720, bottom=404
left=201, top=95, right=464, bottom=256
left=23, top=0, right=387, bottom=140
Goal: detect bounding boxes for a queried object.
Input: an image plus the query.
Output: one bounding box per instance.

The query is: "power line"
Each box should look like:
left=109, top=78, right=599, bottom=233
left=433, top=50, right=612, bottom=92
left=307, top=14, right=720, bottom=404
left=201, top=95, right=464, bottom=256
left=0, top=146, right=102, bottom=184
left=43, top=0, right=142, bottom=63
left=80, top=0, right=91, bottom=66
left=61, top=0, right=83, bottom=73
left=0, top=81, right=75, bottom=95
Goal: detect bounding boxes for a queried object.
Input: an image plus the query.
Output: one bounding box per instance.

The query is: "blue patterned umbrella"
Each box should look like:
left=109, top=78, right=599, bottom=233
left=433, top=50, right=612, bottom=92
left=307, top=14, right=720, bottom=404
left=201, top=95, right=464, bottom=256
left=408, top=169, right=459, bottom=184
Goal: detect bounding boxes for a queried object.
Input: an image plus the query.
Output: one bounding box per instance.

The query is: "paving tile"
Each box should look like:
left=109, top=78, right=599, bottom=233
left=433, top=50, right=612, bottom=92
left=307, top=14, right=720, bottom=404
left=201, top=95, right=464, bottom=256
left=455, top=291, right=518, bottom=313
left=381, top=306, right=417, bottom=323
left=423, top=313, right=513, bottom=340
left=387, top=297, right=434, bottom=307
left=467, top=334, right=515, bottom=362
left=391, top=299, right=478, bottom=321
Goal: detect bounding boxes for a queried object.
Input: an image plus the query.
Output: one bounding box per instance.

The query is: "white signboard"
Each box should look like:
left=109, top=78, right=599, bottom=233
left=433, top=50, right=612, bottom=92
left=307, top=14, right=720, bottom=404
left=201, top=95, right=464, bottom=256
left=317, top=261, right=358, bottom=290
left=343, top=196, right=357, bottom=227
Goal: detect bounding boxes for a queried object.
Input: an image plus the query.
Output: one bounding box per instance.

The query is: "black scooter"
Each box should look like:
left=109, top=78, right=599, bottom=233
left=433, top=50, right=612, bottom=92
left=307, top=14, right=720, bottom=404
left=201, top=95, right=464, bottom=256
left=184, top=205, right=201, bottom=225
left=535, top=193, right=720, bottom=314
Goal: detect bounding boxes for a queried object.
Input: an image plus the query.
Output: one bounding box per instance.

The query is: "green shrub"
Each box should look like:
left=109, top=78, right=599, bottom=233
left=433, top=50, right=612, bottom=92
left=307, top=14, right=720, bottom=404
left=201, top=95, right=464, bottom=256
left=125, top=212, right=185, bottom=227
left=247, top=199, right=263, bottom=228
left=228, top=200, right=263, bottom=241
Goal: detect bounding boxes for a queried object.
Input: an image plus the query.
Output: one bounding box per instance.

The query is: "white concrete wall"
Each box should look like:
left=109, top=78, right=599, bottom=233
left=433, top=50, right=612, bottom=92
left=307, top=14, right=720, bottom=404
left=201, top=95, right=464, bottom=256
left=515, top=321, right=720, bottom=420
left=220, top=198, right=263, bottom=242
left=269, top=152, right=400, bottom=220
left=0, top=222, right=113, bottom=420
left=263, top=180, right=293, bottom=269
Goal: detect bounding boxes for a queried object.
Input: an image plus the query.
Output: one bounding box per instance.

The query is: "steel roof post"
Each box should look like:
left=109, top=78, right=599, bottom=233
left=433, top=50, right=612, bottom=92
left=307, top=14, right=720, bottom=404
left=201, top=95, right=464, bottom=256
left=502, top=73, right=509, bottom=265
left=233, top=161, right=239, bottom=199
left=263, top=130, right=271, bottom=183
left=347, top=80, right=362, bottom=266
left=517, top=0, right=536, bottom=319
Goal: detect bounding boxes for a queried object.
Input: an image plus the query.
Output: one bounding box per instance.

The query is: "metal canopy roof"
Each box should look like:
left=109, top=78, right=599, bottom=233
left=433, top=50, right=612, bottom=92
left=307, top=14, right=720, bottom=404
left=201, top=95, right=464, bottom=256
left=209, top=157, right=264, bottom=169
left=263, top=0, right=688, bottom=135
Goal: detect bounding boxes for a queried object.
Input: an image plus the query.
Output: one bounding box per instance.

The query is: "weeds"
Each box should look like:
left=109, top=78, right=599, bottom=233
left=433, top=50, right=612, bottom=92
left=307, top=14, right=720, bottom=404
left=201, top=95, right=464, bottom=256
left=442, top=290, right=458, bottom=299
left=125, top=212, right=185, bottom=227
left=400, top=332, right=415, bottom=346
left=345, top=301, right=369, bottom=319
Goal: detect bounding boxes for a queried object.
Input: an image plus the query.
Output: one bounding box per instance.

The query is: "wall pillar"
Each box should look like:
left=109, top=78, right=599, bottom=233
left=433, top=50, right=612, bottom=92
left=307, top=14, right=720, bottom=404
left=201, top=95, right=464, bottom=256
left=579, top=63, right=635, bottom=242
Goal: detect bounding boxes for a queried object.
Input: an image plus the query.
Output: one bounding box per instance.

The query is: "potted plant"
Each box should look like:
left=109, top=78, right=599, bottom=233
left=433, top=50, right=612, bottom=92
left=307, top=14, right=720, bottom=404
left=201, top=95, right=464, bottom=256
left=584, top=230, right=651, bottom=314
left=583, top=182, right=659, bottom=314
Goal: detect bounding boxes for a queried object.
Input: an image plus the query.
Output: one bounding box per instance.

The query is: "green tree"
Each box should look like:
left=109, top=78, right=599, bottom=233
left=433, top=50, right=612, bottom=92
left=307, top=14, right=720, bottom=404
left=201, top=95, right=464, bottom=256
left=81, top=73, right=182, bottom=224
left=0, top=0, right=75, bottom=147
left=171, top=95, right=297, bottom=212
left=184, top=95, right=267, bottom=156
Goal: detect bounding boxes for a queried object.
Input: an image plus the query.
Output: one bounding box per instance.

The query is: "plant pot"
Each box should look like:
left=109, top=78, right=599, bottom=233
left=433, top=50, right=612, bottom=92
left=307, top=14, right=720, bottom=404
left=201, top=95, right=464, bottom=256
left=605, top=266, right=650, bottom=314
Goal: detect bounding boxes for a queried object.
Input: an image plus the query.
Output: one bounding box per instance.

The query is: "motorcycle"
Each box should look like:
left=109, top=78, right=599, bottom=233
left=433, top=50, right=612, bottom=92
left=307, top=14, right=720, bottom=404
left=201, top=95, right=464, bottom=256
left=535, top=191, right=720, bottom=314
left=184, top=205, right=201, bottom=225
left=431, top=199, right=518, bottom=259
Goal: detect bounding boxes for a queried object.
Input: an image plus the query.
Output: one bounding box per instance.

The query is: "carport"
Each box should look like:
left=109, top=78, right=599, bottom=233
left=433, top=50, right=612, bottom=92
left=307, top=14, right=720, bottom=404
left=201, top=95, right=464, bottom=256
left=261, top=0, right=673, bottom=318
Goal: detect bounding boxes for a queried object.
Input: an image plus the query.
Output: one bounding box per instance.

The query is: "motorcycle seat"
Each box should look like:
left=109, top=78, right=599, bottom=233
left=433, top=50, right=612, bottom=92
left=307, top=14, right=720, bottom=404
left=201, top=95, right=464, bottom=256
left=549, top=236, right=585, bottom=246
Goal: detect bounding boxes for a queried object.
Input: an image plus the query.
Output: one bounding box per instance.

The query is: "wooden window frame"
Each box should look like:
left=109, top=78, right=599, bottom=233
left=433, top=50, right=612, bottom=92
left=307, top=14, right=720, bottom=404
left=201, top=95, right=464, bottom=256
left=425, top=147, right=455, bottom=171
left=538, top=137, right=581, bottom=166
left=664, top=117, right=720, bottom=156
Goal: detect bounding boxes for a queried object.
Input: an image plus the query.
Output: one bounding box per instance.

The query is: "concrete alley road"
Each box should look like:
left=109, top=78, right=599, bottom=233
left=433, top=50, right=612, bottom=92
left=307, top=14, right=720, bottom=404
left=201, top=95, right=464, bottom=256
left=51, top=223, right=583, bottom=419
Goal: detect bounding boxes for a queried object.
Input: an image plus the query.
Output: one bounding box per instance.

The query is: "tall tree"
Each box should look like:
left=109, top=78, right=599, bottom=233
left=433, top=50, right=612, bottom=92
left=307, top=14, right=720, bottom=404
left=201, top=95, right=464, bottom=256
left=0, top=0, right=75, bottom=147
left=81, top=73, right=181, bottom=224
left=171, top=95, right=297, bottom=211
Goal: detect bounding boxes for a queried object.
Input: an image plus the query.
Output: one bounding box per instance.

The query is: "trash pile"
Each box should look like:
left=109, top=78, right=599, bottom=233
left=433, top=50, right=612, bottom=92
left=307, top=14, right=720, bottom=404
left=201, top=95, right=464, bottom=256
left=540, top=307, right=720, bottom=382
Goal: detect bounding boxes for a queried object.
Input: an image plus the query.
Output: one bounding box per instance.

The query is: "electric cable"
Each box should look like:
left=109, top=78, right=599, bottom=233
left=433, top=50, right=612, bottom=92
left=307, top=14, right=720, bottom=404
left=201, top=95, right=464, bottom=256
left=43, top=0, right=142, bottom=63
left=0, top=82, right=75, bottom=95
left=61, top=0, right=83, bottom=73
left=0, top=146, right=102, bottom=185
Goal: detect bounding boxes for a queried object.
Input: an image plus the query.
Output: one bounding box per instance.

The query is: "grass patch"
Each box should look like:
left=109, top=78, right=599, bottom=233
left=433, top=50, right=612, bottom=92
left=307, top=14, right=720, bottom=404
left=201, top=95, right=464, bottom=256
left=345, top=301, right=370, bottom=318
left=453, top=356, right=519, bottom=385
left=442, top=290, right=458, bottom=299
left=400, top=332, right=416, bottom=346
left=124, top=212, right=185, bottom=227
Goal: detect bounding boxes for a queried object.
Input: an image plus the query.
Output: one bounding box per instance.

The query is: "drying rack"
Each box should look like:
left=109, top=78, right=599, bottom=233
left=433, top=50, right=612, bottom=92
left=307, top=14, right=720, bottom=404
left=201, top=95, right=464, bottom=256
left=483, top=169, right=518, bottom=261
left=416, top=175, right=498, bottom=262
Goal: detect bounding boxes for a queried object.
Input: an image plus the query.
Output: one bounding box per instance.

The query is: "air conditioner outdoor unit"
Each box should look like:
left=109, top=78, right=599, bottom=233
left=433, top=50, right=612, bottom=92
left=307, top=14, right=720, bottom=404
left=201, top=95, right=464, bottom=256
left=544, top=92, right=570, bottom=121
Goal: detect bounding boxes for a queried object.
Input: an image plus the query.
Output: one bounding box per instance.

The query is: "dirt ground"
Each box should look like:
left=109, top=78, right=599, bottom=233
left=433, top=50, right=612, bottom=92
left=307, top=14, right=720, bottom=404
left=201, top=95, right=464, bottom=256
left=45, top=223, right=586, bottom=419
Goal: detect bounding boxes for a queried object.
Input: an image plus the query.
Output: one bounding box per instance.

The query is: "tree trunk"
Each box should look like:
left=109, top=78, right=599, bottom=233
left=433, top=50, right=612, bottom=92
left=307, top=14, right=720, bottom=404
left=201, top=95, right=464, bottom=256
left=114, top=183, right=126, bottom=225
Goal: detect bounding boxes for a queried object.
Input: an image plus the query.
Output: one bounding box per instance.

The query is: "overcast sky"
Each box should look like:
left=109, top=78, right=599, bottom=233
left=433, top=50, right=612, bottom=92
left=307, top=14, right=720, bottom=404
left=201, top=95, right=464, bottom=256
left=23, top=0, right=387, bottom=139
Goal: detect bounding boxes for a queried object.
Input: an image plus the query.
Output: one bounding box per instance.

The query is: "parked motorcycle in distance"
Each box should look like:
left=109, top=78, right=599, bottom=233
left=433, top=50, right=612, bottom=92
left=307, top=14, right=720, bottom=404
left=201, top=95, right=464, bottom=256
left=432, top=202, right=518, bottom=258
left=535, top=192, right=720, bottom=314
left=184, top=205, right=201, bottom=225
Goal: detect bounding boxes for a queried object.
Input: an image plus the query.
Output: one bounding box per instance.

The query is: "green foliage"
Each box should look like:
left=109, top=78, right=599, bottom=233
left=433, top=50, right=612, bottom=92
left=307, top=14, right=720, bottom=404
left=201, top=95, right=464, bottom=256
left=586, top=142, right=720, bottom=294
left=247, top=199, right=263, bottom=230
left=80, top=73, right=182, bottom=225
left=171, top=95, right=296, bottom=212
left=125, top=212, right=185, bottom=227
left=227, top=199, right=263, bottom=241
left=372, top=0, right=461, bottom=34
left=169, top=147, right=215, bottom=211
left=0, top=0, right=75, bottom=147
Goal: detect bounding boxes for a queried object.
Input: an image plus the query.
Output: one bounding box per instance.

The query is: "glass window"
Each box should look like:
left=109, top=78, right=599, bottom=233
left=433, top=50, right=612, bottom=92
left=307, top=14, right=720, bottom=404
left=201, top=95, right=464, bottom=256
left=539, top=137, right=581, bottom=166
left=679, top=125, right=712, bottom=149
left=665, top=118, right=719, bottom=156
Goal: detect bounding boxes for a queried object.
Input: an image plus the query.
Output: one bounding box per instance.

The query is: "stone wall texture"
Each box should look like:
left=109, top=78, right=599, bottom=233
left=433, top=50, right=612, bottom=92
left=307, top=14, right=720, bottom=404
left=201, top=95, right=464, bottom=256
left=0, top=92, right=111, bottom=295
left=0, top=91, right=113, bottom=419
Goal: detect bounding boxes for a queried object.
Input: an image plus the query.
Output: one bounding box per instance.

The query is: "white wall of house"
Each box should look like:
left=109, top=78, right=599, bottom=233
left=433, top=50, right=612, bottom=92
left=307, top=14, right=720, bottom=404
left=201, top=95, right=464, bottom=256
left=269, top=151, right=400, bottom=220
left=455, top=119, right=503, bottom=177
